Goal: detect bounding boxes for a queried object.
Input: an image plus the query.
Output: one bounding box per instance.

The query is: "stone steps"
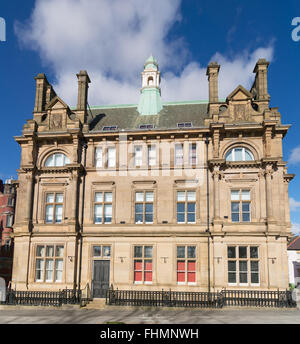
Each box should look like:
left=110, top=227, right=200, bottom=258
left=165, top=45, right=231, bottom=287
left=83, top=298, right=107, bottom=309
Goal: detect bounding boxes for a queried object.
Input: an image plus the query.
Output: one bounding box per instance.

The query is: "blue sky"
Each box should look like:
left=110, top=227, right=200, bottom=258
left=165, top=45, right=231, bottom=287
left=0, top=0, right=300, bottom=232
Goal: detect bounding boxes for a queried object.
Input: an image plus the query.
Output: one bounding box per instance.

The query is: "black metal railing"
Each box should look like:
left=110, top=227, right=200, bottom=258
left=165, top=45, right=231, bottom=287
left=1, top=287, right=90, bottom=307
left=222, top=289, right=297, bottom=308
left=106, top=286, right=297, bottom=309
left=106, top=287, right=222, bottom=308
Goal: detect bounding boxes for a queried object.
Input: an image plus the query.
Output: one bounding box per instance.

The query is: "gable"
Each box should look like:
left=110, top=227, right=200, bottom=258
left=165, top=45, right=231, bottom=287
left=227, top=85, right=253, bottom=101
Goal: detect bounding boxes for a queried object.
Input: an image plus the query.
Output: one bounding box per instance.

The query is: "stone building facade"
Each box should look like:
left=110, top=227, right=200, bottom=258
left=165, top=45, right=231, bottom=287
left=0, top=179, right=16, bottom=286
left=11, top=56, right=294, bottom=296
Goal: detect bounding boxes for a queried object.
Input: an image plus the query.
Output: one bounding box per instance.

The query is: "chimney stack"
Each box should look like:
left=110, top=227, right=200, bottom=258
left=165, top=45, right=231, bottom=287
left=206, top=62, right=220, bottom=103
left=34, top=73, right=49, bottom=113
left=76, top=70, right=91, bottom=124
left=252, top=58, right=270, bottom=101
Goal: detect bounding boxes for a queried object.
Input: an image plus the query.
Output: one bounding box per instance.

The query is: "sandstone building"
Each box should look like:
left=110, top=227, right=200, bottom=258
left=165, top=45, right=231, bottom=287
left=0, top=179, right=16, bottom=286
left=11, top=56, right=294, bottom=296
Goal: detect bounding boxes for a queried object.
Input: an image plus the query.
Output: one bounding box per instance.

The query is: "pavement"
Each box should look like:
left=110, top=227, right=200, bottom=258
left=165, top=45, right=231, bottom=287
left=0, top=306, right=299, bottom=324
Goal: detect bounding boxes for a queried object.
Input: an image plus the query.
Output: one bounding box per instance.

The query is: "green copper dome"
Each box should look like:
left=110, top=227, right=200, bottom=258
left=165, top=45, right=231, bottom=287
left=144, top=54, right=158, bottom=71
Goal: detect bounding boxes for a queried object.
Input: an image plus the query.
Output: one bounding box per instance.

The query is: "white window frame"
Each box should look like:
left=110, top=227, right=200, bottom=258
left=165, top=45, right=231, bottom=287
left=225, top=147, right=254, bottom=162
left=107, top=146, right=116, bottom=168
left=35, top=244, right=64, bottom=283
left=45, top=153, right=70, bottom=167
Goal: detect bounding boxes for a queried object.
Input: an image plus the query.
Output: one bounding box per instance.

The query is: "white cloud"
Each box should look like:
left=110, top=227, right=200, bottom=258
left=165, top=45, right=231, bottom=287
left=290, top=198, right=300, bottom=212
left=292, top=223, right=300, bottom=236
left=15, top=0, right=274, bottom=106
left=289, top=146, right=300, bottom=165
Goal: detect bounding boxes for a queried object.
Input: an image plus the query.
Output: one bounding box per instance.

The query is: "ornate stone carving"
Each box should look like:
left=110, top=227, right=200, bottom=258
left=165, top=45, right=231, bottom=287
left=50, top=114, right=62, bottom=129
left=233, top=104, right=248, bottom=122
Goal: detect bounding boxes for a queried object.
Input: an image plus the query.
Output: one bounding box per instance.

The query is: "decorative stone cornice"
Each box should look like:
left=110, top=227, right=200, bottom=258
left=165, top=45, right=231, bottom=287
left=283, top=173, right=295, bottom=183
left=39, top=163, right=84, bottom=174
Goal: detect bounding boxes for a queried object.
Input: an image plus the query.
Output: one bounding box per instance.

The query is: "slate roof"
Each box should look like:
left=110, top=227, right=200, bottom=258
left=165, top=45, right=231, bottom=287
left=87, top=102, right=209, bottom=132
left=288, top=236, right=300, bottom=250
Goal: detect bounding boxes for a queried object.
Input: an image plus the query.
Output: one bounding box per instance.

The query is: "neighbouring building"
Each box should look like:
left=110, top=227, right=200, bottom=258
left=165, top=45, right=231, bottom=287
left=11, top=55, right=295, bottom=297
left=0, top=179, right=16, bottom=286
left=287, top=236, right=300, bottom=288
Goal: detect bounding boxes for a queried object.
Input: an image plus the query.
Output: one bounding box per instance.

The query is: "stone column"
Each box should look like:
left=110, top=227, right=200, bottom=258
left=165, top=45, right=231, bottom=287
left=265, top=165, right=274, bottom=221
left=213, top=167, right=220, bottom=220
left=70, top=170, right=79, bottom=223
left=25, top=172, right=34, bottom=224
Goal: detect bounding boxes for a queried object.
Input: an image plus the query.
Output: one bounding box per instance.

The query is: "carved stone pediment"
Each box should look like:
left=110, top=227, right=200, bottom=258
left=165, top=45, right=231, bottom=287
left=215, top=85, right=263, bottom=124
left=34, top=96, right=81, bottom=132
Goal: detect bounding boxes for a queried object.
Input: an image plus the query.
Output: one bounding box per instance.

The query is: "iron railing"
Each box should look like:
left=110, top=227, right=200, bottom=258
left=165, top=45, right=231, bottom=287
left=1, top=287, right=90, bottom=307
left=223, top=289, right=297, bottom=308
left=106, top=286, right=297, bottom=309
left=106, top=287, right=222, bottom=308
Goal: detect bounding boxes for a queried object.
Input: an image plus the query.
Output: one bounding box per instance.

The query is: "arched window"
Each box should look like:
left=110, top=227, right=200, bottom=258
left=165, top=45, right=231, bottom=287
left=148, top=76, right=153, bottom=86
left=225, top=147, right=254, bottom=162
left=45, top=153, right=70, bottom=167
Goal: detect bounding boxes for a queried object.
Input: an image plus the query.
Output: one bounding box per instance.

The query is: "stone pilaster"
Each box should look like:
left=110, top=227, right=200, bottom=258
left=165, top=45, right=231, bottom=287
left=265, top=165, right=274, bottom=222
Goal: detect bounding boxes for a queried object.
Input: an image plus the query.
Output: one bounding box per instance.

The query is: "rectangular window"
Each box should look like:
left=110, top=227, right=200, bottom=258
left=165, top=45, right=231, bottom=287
left=175, top=144, right=183, bottom=166
left=94, top=192, right=113, bottom=224
left=147, top=145, right=156, bottom=166
left=227, top=246, right=259, bottom=285
left=107, top=147, right=116, bottom=168
left=176, top=191, right=196, bottom=224
left=134, top=246, right=153, bottom=284
left=45, top=193, right=64, bottom=224
left=6, top=214, right=13, bottom=227
left=134, top=146, right=143, bottom=167
left=35, top=244, right=64, bottom=283
left=95, top=147, right=103, bottom=168
left=189, top=143, right=197, bottom=165
left=231, top=190, right=251, bottom=222
left=7, top=197, right=14, bottom=207
left=93, top=245, right=111, bottom=258
left=176, top=246, right=196, bottom=284
left=135, top=191, right=154, bottom=224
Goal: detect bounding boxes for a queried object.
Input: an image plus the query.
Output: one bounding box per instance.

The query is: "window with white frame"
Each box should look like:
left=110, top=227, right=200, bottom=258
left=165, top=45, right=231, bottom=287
left=231, top=190, right=251, bottom=222
left=45, top=153, right=70, bottom=167
left=94, top=192, right=113, bottom=224
left=189, top=143, right=197, bottom=165
left=107, top=147, right=116, bottom=168
left=135, top=191, right=154, bottom=224
left=95, top=146, right=103, bottom=168
left=176, top=191, right=196, bottom=224
left=134, top=145, right=143, bottom=167
left=147, top=145, right=156, bottom=166
left=225, top=147, right=254, bottom=162
left=35, top=245, right=64, bottom=283
left=45, top=193, right=64, bottom=224
left=227, top=246, right=260, bottom=285
left=176, top=246, right=196, bottom=284
left=133, top=245, right=153, bottom=284
left=175, top=143, right=184, bottom=166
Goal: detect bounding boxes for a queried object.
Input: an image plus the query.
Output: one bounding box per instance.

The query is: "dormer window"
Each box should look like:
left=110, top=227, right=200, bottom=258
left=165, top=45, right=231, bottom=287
left=45, top=153, right=70, bottom=167
left=102, top=126, right=118, bottom=131
left=139, top=124, right=154, bottom=130
left=225, top=147, right=254, bottom=162
left=177, top=122, right=192, bottom=128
